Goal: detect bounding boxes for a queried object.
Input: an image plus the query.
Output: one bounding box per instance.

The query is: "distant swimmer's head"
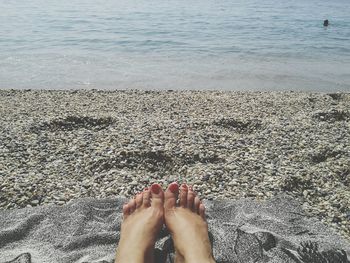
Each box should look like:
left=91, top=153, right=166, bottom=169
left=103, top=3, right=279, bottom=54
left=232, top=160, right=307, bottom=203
left=323, top=19, right=329, bottom=27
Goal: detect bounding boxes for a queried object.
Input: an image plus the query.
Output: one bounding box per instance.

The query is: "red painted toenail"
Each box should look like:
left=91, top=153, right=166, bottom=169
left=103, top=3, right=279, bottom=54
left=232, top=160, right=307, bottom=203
left=181, top=184, right=188, bottom=190
left=169, top=183, right=179, bottom=193
left=151, top=184, right=160, bottom=194
left=144, top=187, right=149, bottom=191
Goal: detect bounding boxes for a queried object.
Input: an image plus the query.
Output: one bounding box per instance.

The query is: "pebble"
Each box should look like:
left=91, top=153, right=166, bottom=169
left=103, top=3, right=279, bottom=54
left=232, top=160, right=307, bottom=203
left=30, top=200, right=40, bottom=205
left=0, top=90, right=349, bottom=241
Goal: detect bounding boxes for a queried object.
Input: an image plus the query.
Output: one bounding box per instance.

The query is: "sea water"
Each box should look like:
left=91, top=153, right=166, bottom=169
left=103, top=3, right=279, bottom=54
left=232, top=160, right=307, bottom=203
left=0, top=0, right=349, bottom=91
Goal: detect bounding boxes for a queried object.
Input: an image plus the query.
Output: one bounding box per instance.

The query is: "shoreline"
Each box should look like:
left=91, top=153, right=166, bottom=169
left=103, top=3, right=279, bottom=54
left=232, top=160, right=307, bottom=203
left=0, top=89, right=349, bottom=240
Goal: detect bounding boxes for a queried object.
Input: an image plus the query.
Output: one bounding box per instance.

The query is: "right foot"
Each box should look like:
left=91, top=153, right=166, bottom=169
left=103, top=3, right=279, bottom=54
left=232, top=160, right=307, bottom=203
left=164, top=183, right=215, bottom=263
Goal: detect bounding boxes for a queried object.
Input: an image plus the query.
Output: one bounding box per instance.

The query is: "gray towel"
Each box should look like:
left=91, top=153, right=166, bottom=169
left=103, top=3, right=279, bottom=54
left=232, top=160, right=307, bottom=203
left=0, top=195, right=349, bottom=263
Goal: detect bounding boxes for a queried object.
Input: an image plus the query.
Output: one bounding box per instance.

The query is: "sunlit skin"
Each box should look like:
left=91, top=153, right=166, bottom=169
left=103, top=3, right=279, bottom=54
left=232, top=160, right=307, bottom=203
left=115, top=182, right=215, bottom=263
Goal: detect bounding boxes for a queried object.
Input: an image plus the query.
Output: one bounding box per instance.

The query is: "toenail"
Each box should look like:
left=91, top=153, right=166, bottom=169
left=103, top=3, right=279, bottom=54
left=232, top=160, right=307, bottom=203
left=181, top=184, right=188, bottom=190
left=169, top=183, right=179, bottom=193
left=144, top=187, right=149, bottom=191
left=151, top=184, right=161, bottom=194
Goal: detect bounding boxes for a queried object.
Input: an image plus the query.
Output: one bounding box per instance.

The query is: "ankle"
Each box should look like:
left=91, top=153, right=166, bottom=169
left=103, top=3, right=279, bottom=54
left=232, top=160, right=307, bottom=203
left=185, top=254, right=216, bottom=263
left=183, top=250, right=215, bottom=263
left=115, top=246, right=147, bottom=263
left=115, top=252, right=144, bottom=263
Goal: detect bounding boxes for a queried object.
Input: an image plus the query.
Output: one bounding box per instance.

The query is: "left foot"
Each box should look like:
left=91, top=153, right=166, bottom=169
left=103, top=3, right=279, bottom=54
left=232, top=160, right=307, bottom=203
left=115, top=184, right=164, bottom=263
left=164, top=183, right=215, bottom=263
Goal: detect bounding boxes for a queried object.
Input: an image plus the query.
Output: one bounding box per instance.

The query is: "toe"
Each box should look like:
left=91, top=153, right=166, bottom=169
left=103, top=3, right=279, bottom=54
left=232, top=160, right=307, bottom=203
left=129, top=198, right=136, bottom=213
left=179, top=184, right=188, bottom=208
left=187, top=186, right=195, bottom=210
left=150, top=183, right=164, bottom=209
left=194, top=196, right=201, bottom=214
left=199, top=203, right=206, bottom=220
left=135, top=192, right=143, bottom=208
left=164, top=182, right=179, bottom=210
left=142, top=187, right=151, bottom=207
left=122, top=203, right=130, bottom=219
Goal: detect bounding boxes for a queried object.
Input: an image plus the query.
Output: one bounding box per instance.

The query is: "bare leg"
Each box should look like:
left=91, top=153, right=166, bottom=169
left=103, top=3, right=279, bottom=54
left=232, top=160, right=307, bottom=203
left=115, top=184, right=164, bottom=263
left=164, top=183, right=216, bottom=263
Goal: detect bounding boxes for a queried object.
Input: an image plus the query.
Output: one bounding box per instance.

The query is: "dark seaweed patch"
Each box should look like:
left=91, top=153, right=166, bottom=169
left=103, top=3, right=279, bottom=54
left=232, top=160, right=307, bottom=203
left=30, top=116, right=114, bottom=132
left=92, top=150, right=172, bottom=173
left=336, top=168, right=350, bottom=187
left=313, top=110, right=349, bottom=122
left=328, top=93, right=343, bottom=101
left=281, top=175, right=313, bottom=192
left=310, top=150, right=343, bottom=163
left=212, top=118, right=261, bottom=133
left=91, top=149, right=225, bottom=173
left=182, top=152, right=224, bottom=165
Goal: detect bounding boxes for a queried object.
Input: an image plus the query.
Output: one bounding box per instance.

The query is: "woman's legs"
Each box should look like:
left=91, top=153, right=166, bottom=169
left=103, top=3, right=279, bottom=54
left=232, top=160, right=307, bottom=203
left=115, top=182, right=215, bottom=263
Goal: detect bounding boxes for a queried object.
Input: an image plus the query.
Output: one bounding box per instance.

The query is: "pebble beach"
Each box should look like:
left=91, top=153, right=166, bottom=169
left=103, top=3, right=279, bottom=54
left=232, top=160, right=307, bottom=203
left=0, top=90, right=349, bottom=240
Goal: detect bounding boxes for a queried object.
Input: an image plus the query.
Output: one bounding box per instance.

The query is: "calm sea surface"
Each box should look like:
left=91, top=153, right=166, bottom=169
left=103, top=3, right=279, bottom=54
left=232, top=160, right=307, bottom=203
left=1, top=0, right=349, bottom=91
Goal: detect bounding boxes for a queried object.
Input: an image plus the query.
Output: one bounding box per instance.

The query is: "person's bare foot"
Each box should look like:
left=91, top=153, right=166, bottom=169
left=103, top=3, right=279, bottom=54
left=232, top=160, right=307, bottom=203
left=115, top=184, right=164, bottom=263
left=164, top=182, right=216, bottom=263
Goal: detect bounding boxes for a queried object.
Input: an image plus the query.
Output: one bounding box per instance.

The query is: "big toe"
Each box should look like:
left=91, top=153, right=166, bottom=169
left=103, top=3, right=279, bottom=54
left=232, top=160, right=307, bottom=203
left=150, top=183, right=164, bottom=209
left=165, top=182, right=179, bottom=210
